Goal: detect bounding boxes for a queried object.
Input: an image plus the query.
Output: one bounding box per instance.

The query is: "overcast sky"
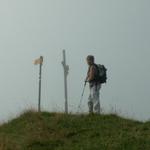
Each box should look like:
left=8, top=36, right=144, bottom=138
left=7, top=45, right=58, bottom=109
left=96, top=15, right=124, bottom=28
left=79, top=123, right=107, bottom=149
left=0, top=0, right=150, bottom=122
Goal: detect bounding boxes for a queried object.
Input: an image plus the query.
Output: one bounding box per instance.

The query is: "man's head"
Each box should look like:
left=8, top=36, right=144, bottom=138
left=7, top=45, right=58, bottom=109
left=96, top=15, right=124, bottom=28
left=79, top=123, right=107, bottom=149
left=86, top=55, right=95, bottom=66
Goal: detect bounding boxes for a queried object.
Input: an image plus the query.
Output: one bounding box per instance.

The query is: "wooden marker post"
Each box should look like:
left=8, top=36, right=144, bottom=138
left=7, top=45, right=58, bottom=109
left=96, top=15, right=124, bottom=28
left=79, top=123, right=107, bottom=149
left=61, top=50, right=69, bottom=114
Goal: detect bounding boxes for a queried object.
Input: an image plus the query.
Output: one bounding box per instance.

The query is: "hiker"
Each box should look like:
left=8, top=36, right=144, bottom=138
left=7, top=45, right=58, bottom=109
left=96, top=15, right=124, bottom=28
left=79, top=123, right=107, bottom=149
left=85, top=55, right=107, bottom=114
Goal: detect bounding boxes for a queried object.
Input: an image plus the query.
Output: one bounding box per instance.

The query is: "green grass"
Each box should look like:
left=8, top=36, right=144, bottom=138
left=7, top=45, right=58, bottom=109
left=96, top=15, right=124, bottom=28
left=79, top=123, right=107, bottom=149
left=0, top=111, right=149, bottom=150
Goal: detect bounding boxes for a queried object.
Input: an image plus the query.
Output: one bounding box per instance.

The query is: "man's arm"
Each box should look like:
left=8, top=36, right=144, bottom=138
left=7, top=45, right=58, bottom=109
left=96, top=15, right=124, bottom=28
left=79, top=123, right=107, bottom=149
left=87, top=66, right=96, bottom=82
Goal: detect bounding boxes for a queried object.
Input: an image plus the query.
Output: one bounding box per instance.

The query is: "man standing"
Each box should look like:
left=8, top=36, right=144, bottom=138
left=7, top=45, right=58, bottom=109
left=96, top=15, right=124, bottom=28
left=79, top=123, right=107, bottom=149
left=85, top=55, right=102, bottom=114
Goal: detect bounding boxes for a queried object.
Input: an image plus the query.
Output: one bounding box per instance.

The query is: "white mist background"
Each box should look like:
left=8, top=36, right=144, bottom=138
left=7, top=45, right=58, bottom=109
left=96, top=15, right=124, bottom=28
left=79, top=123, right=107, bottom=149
left=0, top=0, right=150, bottom=121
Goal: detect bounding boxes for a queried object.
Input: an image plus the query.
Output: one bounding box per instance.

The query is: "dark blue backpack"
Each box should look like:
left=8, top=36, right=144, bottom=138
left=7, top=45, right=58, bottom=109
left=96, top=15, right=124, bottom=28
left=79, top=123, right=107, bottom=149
left=95, top=64, right=107, bottom=84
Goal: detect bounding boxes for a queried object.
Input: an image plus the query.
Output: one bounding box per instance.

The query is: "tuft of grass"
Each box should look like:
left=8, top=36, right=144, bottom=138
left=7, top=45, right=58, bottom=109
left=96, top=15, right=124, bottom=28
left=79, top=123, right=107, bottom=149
left=0, top=111, right=149, bottom=150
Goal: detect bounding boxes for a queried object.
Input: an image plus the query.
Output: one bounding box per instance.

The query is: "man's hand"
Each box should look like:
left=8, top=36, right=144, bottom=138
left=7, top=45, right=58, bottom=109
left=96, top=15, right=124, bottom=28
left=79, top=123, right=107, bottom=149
left=85, top=80, right=88, bottom=83
left=85, top=77, right=89, bottom=83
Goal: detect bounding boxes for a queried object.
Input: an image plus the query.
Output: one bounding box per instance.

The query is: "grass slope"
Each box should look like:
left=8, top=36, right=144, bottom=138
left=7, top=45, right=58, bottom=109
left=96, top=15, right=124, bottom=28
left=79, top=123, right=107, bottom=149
left=0, top=111, right=149, bottom=150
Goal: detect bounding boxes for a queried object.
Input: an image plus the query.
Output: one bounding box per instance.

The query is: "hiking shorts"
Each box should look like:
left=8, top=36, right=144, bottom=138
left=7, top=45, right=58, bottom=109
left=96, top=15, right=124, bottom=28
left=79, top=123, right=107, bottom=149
left=88, top=84, right=101, bottom=114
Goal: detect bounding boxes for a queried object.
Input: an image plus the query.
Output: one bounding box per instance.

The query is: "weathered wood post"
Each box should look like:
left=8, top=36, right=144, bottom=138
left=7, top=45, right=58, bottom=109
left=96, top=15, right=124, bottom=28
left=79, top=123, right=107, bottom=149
left=61, top=50, right=69, bottom=114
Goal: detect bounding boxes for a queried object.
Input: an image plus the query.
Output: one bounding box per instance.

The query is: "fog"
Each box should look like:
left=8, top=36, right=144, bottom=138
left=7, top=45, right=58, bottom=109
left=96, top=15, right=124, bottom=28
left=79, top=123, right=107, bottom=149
left=0, top=0, right=150, bottom=122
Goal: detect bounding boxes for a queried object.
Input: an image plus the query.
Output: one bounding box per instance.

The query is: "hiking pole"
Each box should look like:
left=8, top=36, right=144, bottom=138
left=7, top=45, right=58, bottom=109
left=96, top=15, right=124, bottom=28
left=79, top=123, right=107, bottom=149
left=77, top=81, right=87, bottom=113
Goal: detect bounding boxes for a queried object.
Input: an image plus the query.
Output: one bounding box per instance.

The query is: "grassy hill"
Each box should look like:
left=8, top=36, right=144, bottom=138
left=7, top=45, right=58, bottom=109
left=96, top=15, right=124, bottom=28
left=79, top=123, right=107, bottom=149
left=0, top=111, right=149, bottom=150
